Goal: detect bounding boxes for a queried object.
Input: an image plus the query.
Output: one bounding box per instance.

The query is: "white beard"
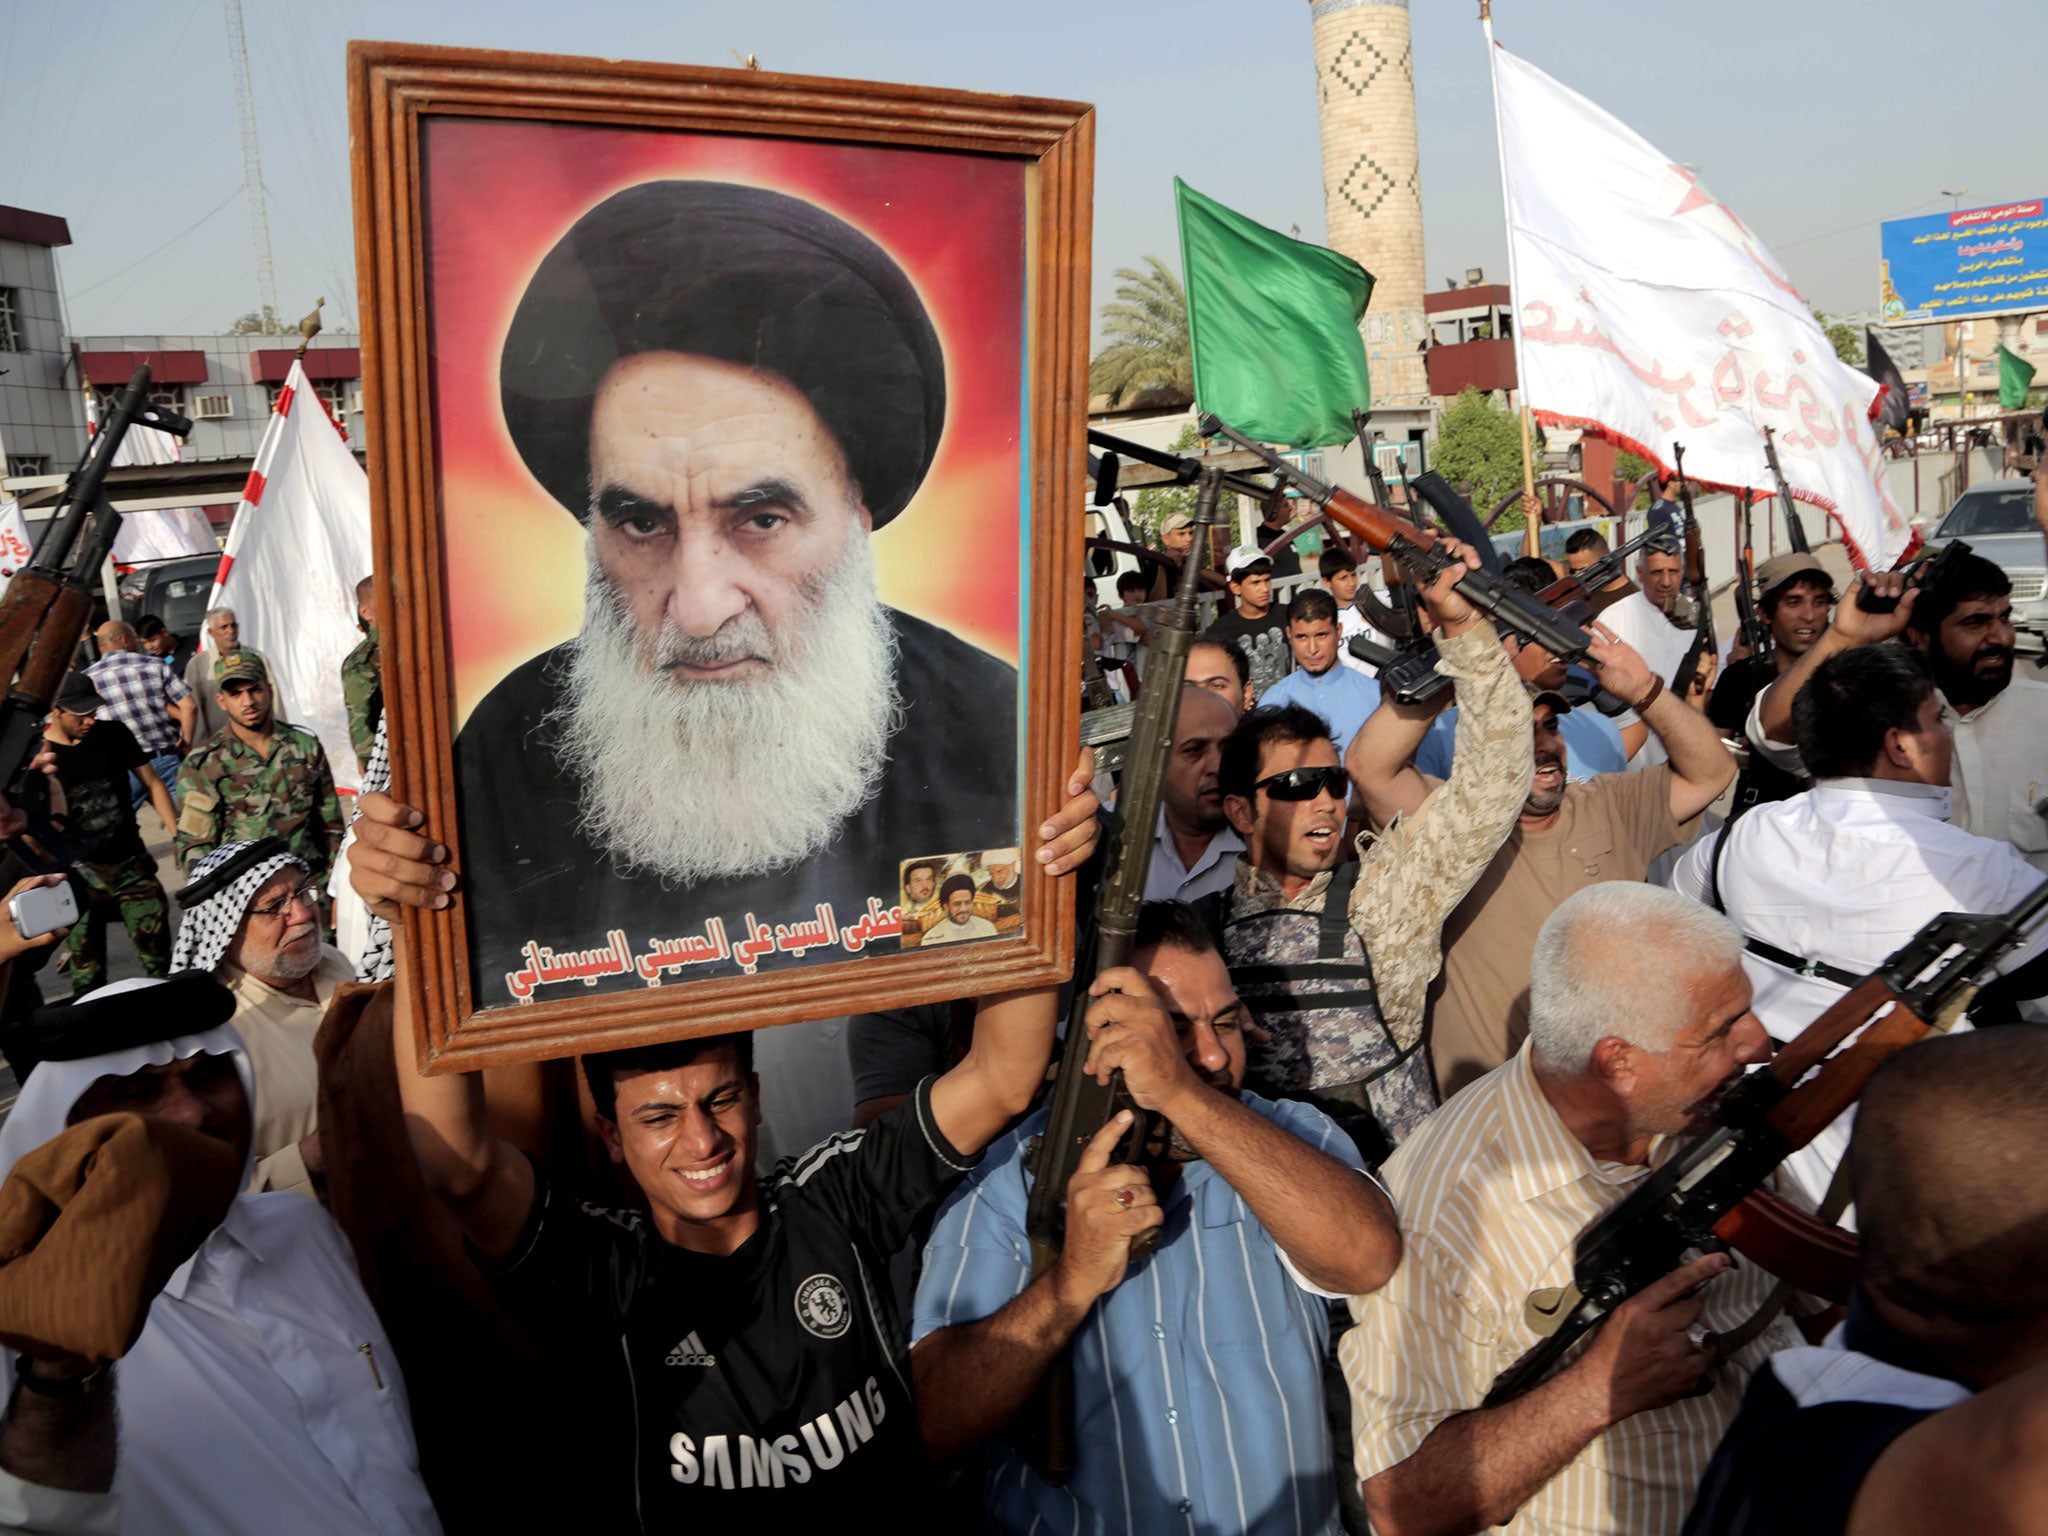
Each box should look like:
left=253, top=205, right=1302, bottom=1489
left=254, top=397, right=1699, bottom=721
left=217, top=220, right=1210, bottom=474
left=549, top=535, right=901, bottom=885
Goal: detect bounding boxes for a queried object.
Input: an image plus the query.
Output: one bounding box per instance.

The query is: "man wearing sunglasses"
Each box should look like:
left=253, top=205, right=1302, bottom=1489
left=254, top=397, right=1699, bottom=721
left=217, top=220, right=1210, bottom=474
left=1211, top=538, right=1533, bottom=1162
left=167, top=838, right=355, bottom=1199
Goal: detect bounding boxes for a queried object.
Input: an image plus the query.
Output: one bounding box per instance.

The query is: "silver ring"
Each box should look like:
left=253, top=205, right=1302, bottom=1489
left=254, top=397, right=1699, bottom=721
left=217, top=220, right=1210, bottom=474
left=1113, top=1188, right=1135, bottom=1210
left=1687, top=1323, right=1711, bottom=1352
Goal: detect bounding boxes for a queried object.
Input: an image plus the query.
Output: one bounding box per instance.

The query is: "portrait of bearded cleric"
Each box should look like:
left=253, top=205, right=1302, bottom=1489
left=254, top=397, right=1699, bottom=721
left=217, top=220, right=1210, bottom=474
left=436, top=165, right=1024, bottom=1008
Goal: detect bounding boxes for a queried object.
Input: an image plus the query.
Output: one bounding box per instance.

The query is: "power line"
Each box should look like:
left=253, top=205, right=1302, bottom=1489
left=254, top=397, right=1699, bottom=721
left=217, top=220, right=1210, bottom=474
left=66, top=187, right=244, bottom=302
left=79, top=0, right=208, bottom=225
left=1772, top=197, right=1946, bottom=253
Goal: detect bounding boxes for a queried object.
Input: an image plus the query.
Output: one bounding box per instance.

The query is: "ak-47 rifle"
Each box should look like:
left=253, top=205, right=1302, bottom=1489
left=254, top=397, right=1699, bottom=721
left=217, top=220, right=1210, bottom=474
left=1201, top=416, right=1608, bottom=690
left=1016, top=465, right=1225, bottom=1485
left=0, top=365, right=189, bottom=869
left=1326, top=470, right=1659, bottom=706
left=1482, top=876, right=2048, bottom=1407
left=1733, top=490, right=1769, bottom=663
left=1669, top=444, right=1717, bottom=701
left=1761, top=427, right=1811, bottom=554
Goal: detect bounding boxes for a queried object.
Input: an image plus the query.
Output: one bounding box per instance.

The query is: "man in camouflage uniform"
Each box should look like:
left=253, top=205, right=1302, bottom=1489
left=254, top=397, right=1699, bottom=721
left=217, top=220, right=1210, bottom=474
left=340, top=575, right=381, bottom=770
left=184, top=607, right=288, bottom=746
left=42, top=671, right=178, bottom=992
left=176, top=651, right=343, bottom=881
left=1209, top=540, right=1530, bottom=1164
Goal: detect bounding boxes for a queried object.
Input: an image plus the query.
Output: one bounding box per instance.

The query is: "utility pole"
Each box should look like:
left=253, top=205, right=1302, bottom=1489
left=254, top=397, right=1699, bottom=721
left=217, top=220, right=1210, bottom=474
left=223, top=0, right=280, bottom=327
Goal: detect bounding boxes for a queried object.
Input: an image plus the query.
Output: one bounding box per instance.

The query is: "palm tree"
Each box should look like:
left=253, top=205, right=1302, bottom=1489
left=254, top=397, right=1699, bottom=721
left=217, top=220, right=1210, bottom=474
left=1089, top=257, right=1194, bottom=406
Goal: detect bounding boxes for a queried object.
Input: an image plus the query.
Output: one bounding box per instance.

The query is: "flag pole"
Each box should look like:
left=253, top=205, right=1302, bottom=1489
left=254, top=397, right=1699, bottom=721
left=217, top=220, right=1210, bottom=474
left=1481, top=1, right=1542, bottom=558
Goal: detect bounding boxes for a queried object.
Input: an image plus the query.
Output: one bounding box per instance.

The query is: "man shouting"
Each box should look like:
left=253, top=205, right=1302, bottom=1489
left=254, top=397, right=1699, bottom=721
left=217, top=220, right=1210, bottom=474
left=462, top=180, right=1018, bottom=1002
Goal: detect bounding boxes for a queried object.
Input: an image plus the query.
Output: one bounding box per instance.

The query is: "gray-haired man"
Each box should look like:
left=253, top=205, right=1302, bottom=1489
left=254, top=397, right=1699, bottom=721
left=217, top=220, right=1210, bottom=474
left=1344, top=882, right=1803, bottom=1536
left=183, top=608, right=285, bottom=745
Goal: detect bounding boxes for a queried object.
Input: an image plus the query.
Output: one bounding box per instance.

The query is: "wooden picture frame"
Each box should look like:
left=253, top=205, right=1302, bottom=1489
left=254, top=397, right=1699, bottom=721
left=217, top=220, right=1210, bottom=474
left=348, top=41, right=1092, bottom=1071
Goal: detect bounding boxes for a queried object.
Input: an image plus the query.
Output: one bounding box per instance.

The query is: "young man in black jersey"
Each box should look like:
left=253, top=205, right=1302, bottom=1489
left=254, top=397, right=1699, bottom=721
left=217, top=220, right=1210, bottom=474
left=353, top=758, right=1102, bottom=1521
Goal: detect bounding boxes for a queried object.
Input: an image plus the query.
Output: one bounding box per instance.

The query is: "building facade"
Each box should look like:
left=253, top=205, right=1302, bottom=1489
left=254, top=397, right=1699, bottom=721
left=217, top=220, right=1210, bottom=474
left=73, top=332, right=364, bottom=459
left=0, top=205, right=87, bottom=480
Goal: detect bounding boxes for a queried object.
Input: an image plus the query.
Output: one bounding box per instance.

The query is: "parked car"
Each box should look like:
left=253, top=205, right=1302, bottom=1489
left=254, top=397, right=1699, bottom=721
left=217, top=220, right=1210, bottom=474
left=119, top=553, right=221, bottom=667
left=1923, top=478, right=2047, bottom=654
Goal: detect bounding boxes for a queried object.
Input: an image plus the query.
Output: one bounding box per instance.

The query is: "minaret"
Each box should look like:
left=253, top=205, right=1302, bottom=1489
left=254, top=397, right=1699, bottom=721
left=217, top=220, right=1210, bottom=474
left=1309, top=0, right=1429, bottom=412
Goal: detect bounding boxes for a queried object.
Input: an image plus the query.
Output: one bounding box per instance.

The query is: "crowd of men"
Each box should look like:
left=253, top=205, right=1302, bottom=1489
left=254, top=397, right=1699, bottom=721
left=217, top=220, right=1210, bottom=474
left=1, top=380, right=2046, bottom=1533
left=25, top=601, right=363, bottom=1016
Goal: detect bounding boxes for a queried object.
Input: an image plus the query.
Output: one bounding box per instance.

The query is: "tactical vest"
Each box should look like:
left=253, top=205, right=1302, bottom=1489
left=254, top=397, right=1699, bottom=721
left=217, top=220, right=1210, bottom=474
left=1205, top=862, right=1434, bottom=1158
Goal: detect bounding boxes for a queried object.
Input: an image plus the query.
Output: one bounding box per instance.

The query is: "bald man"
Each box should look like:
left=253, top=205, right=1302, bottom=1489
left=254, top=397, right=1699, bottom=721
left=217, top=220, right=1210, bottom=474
left=1684, top=1028, right=2048, bottom=1536
left=86, top=620, right=195, bottom=811
left=1145, top=684, right=1243, bottom=903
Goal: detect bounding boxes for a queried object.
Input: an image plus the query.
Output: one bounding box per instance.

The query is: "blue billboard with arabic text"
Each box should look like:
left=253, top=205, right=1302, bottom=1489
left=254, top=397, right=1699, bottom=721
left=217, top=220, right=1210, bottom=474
left=1879, top=198, right=2046, bottom=324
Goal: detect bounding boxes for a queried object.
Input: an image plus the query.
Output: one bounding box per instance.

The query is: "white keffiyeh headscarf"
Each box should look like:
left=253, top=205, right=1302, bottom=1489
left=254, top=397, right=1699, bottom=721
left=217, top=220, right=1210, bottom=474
left=170, top=840, right=309, bottom=976
left=0, top=978, right=257, bottom=1192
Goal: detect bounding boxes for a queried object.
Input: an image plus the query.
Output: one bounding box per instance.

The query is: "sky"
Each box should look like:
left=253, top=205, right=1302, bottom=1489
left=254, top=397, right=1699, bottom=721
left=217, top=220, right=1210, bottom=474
left=2, top=0, right=2040, bottom=341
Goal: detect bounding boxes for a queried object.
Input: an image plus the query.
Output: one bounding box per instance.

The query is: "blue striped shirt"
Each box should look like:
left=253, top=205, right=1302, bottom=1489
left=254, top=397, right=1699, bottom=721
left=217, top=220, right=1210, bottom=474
left=912, top=1093, right=1357, bottom=1536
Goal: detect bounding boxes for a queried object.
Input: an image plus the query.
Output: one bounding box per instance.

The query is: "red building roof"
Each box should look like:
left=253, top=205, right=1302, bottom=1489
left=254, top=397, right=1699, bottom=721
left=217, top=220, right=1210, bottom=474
left=78, top=350, right=210, bottom=386
left=0, top=206, right=71, bottom=248
left=250, top=347, right=361, bottom=383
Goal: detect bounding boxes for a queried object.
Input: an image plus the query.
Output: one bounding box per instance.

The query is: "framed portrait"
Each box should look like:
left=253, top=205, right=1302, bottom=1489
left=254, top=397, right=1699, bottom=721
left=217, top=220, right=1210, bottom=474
left=348, top=42, right=1092, bottom=1070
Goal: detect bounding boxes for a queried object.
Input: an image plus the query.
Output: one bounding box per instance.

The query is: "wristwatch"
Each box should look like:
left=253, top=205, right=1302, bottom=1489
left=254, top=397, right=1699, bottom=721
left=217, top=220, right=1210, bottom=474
left=13, top=1355, right=107, bottom=1400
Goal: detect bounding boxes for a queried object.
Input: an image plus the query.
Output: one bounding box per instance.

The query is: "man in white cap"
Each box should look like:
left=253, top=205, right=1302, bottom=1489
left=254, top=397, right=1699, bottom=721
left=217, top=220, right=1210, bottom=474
left=1205, top=546, right=1292, bottom=702
left=0, top=973, right=439, bottom=1535
left=170, top=838, right=357, bottom=1198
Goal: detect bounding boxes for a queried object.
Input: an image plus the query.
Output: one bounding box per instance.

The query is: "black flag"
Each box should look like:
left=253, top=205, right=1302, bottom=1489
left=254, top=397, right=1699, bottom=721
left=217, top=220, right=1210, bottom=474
left=1864, top=328, right=1912, bottom=437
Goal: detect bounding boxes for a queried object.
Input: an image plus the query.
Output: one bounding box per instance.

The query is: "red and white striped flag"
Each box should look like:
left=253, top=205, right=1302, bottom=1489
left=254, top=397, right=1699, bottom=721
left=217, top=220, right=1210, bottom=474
left=210, top=361, right=373, bottom=789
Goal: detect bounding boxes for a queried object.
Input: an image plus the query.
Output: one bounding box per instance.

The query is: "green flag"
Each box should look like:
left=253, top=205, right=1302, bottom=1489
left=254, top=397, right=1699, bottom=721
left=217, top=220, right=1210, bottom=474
left=1175, top=177, right=1375, bottom=450
left=1998, top=343, right=2037, bottom=411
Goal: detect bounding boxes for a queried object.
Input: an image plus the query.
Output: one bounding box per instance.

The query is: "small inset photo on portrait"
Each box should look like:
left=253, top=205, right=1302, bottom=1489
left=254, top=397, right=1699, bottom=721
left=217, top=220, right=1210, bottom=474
left=897, top=852, right=1011, bottom=950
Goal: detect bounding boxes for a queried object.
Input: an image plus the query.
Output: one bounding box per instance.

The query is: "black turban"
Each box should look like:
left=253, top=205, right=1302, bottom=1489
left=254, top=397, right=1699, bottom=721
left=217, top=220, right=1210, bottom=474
left=940, top=874, right=977, bottom=903
left=500, top=180, right=946, bottom=529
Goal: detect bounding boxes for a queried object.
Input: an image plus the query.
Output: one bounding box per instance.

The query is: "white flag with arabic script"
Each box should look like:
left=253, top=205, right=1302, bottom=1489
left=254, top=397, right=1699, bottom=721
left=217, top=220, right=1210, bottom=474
left=0, top=499, right=32, bottom=595
left=1490, top=43, right=1910, bottom=568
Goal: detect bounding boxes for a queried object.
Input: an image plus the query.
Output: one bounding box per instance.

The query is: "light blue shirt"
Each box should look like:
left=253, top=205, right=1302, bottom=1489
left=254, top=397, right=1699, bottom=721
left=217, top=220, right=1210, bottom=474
left=1254, top=664, right=1383, bottom=756
left=912, top=1094, right=1355, bottom=1536
left=1416, top=701, right=1626, bottom=783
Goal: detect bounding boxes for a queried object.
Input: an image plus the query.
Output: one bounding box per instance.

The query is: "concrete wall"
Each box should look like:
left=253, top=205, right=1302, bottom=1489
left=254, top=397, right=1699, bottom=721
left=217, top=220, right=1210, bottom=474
left=0, top=237, right=86, bottom=475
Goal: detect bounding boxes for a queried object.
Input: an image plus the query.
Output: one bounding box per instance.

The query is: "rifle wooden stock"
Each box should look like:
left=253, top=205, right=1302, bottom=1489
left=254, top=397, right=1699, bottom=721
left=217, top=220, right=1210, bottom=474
left=1712, top=1190, right=1859, bottom=1301
left=1316, top=482, right=1441, bottom=559
left=17, top=587, right=93, bottom=707
left=1763, top=975, right=1900, bottom=1088
left=1768, top=995, right=1936, bottom=1151
left=0, top=573, right=64, bottom=689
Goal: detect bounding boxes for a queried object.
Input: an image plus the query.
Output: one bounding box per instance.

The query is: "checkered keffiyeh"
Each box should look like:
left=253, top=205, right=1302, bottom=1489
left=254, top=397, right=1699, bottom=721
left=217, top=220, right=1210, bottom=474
left=86, top=649, right=192, bottom=755
left=354, top=716, right=395, bottom=985
left=170, top=840, right=307, bottom=975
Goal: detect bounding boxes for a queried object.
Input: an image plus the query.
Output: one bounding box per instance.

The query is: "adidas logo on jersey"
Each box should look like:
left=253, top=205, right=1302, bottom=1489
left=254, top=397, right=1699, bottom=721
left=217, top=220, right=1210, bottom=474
left=665, top=1330, right=716, bottom=1367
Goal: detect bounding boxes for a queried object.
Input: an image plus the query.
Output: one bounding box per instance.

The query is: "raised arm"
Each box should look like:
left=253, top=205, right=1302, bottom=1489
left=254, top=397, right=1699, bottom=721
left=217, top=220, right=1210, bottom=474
left=1083, top=967, right=1398, bottom=1294
left=387, top=967, right=536, bottom=1259
left=926, top=752, right=1101, bottom=1155
left=350, top=794, right=533, bottom=1255
left=1346, top=539, right=1489, bottom=829
left=1584, top=626, right=1735, bottom=823
left=1754, top=569, right=1917, bottom=746
left=926, top=985, right=1060, bottom=1158
left=909, top=1112, right=1160, bottom=1462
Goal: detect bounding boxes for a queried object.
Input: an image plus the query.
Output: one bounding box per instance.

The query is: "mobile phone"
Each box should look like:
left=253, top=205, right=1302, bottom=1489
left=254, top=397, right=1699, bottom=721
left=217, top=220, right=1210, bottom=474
left=9, top=882, right=78, bottom=941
